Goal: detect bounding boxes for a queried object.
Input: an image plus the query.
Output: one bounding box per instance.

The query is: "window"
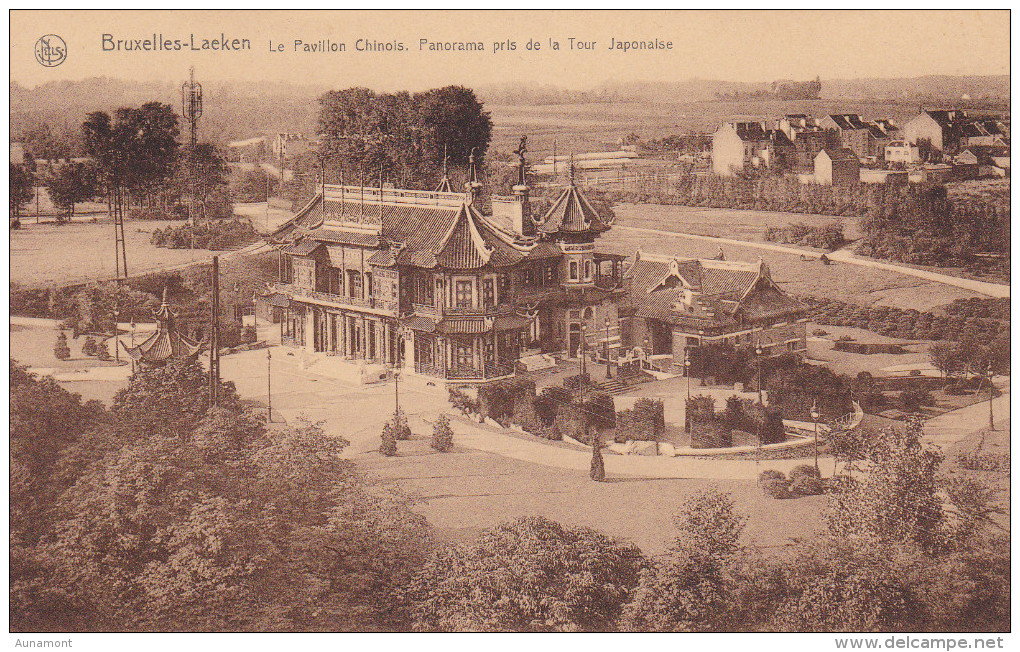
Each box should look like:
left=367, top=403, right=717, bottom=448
left=454, top=341, right=473, bottom=367
left=569, top=261, right=579, bottom=280
left=482, top=278, right=495, bottom=308
left=365, top=272, right=373, bottom=298
left=455, top=280, right=473, bottom=308
left=584, top=260, right=591, bottom=280
left=349, top=271, right=363, bottom=299
left=330, top=268, right=342, bottom=295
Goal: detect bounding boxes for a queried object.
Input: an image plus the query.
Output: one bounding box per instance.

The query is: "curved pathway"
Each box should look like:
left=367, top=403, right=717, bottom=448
left=614, top=225, right=1010, bottom=298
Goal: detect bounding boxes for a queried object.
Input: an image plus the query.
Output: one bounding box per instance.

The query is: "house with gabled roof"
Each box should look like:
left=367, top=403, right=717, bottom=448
left=814, top=148, right=861, bottom=186
left=820, top=114, right=870, bottom=161
left=617, top=251, right=807, bottom=373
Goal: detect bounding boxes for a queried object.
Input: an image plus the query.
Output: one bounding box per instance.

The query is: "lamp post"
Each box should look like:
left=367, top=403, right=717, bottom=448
left=604, top=316, right=611, bottom=379
left=267, top=349, right=273, bottom=423
left=985, top=363, right=995, bottom=431
left=755, top=343, right=764, bottom=404
left=394, top=367, right=401, bottom=415
left=113, top=308, right=120, bottom=363
left=579, top=322, right=588, bottom=388
left=684, top=350, right=691, bottom=402
left=810, top=399, right=820, bottom=472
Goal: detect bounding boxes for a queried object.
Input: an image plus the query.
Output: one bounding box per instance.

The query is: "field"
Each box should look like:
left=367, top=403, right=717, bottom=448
left=10, top=216, right=217, bottom=288
left=487, top=99, right=924, bottom=155
left=599, top=211, right=983, bottom=311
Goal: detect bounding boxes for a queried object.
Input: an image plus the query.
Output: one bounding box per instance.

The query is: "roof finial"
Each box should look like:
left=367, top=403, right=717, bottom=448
left=513, top=135, right=528, bottom=187
left=443, top=144, right=449, bottom=178
left=569, top=152, right=576, bottom=185
left=468, top=147, right=478, bottom=184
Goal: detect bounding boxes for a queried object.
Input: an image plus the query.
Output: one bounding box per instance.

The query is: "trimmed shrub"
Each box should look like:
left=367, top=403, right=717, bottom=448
left=590, top=437, right=605, bottom=482
left=553, top=402, right=590, bottom=444
left=534, top=386, right=570, bottom=426
left=563, top=373, right=594, bottom=392
left=761, top=478, right=792, bottom=499
left=901, top=389, right=935, bottom=412
left=758, top=469, right=787, bottom=486
left=431, top=413, right=454, bottom=452
left=379, top=420, right=397, bottom=457
left=792, top=476, right=825, bottom=496
left=81, top=336, right=97, bottom=357
left=392, top=408, right=412, bottom=440
left=95, top=340, right=111, bottom=361
left=241, top=324, right=257, bottom=343
left=511, top=395, right=544, bottom=434
left=616, top=398, right=664, bottom=442
left=584, top=391, right=616, bottom=432
left=789, top=464, right=821, bottom=482
left=54, top=332, right=71, bottom=360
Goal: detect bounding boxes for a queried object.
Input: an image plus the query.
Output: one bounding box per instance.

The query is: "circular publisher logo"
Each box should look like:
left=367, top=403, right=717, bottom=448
left=35, top=34, right=67, bottom=67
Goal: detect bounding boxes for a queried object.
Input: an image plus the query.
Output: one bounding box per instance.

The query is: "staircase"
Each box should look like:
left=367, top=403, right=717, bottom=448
left=596, top=377, right=630, bottom=396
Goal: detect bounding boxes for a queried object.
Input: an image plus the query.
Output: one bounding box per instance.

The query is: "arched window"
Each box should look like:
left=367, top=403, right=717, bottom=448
left=569, top=260, right=579, bottom=281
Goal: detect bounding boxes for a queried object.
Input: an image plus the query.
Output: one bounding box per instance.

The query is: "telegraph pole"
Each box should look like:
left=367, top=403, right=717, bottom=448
left=267, top=349, right=273, bottom=422
left=209, top=255, right=221, bottom=406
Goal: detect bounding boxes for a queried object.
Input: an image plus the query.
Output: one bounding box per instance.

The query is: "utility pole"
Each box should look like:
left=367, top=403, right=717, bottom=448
left=394, top=367, right=400, bottom=415
left=209, top=255, right=221, bottom=407
left=986, top=364, right=995, bottom=431
left=267, top=349, right=272, bottom=422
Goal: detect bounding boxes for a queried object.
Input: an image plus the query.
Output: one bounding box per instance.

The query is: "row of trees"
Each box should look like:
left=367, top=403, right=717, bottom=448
left=317, top=85, right=492, bottom=191
left=11, top=358, right=1008, bottom=631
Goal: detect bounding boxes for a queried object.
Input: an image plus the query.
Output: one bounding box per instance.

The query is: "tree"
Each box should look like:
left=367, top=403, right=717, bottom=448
left=54, top=332, right=71, bottom=360
left=10, top=163, right=34, bottom=216
left=47, top=162, right=98, bottom=217
left=408, top=516, right=644, bottom=631
left=51, top=410, right=430, bottom=631
left=929, top=340, right=961, bottom=377
left=392, top=408, right=412, bottom=440
left=590, top=433, right=606, bottom=482
left=431, top=413, right=453, bottom=452
left=111, top=357, right=239, bottom=438
left=826, top=418, right=946, bottom=553
left=318, top=85, right=492, bottom=189
left=622, top=488, right=747, bottom=631
left=172, top=142, right=231, bottom=219
left=379, top=419, right=397, bottom=456
left=81, top=336, right=97, bottom=357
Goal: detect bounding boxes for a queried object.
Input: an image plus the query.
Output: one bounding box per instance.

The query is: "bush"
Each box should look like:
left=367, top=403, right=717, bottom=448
left=95, top=340, right=111, bottom=361
left=53, top=332, right=70, bottom=360
left=901, top=389, right=935, bottom=412
left=812, top=329, right=829, bottom=336
left=563, top=373, right=593, bottom=391
left=448, top=387, right=479, bottom=416
left=616, top=398, right=664, bottom=442
left=761, top=478, right=792, bottom=499
left=431, top=414, right=453, bottom=452
left=392, top=408, right=412, bottom=440
left=758, top=469, right=786, bottom=486
left=81, top=336, right=97, bottom=357
left=792, top=476, right=824, bottom=496
left=241, top=324, right=257, bottom=343
left=379, top=420, right=397, bottom=457
left=789, top=464, right=821, bottom=482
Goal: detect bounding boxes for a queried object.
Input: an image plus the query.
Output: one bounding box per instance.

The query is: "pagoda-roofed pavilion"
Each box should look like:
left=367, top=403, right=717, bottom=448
left=122, top=287, right=204, bottom=365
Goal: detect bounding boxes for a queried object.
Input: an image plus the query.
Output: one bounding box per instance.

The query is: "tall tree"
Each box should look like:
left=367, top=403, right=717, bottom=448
left=10, top=164, right=34, bottom=216
left=47, top=162, right=98, bottom=218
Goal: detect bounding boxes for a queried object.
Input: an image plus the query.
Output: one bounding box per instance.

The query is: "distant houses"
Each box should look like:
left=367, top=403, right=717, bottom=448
left=708, top=107, right=1009, bottom=185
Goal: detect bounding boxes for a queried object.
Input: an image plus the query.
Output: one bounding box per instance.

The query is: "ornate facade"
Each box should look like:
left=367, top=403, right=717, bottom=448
left=267, top=149, right=624, bottom=382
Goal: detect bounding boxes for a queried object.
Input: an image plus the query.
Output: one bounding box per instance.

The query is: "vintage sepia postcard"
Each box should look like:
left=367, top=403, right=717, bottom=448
left=8, top=9, right=1011, bottom=644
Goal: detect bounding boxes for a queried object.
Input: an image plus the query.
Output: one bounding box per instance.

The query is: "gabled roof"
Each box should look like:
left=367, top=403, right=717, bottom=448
left=828, top=114, right=869, bottom=131
left=731, top=122, right=769, bottom=142
left=621, top=251, right=802, bottom=328
left=819, top=147, right=858, bottom=162
left=767, top=129, right=795, bottom=148
left=537, top=183, right=612, bottom=235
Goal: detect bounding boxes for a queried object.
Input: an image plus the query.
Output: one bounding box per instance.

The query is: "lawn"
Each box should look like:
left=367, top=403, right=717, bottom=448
left=598, top=216, right=983, bottom=311
left=354, top=437, right=827, bottom=555
left=10, top=216, right=215, bottom=288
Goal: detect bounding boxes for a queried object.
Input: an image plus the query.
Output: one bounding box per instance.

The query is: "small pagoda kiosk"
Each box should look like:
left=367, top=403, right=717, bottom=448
left=122, top=287, right=203, bottom=366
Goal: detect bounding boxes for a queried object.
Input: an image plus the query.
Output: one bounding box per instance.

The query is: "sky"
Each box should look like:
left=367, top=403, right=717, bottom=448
left=10, top=10, right=1011, bottom=91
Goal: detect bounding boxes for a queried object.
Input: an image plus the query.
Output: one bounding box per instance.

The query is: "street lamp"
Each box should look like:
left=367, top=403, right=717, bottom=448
left=985, top=362, right=995, bottom=431
left=755, top=343, right=764, bottom=404
left=604, top=316, right=611, bottom=379
left=684, top=350, right=691, bottom=401
left=580, top=322, right=588, bottom=382
left=267, top=349, right=273, bottom=423
left=810, top=399, right=820, bottom=473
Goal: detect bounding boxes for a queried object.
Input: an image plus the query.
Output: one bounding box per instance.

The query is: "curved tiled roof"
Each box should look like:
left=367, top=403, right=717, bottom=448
left=536, top=184, right=612, bottom=235
left=122, top=289, right=203, bottom=363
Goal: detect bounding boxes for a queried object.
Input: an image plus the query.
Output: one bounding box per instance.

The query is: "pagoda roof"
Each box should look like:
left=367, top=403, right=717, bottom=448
left=536, top=183, right=612, bottom=235
left=122, top=288, right=203, bottom=363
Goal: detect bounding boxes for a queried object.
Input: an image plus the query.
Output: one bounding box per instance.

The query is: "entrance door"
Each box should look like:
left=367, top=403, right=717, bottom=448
left=329, top=314, right=338, bottom=353
left=568, top=323, right=581, bottom=358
